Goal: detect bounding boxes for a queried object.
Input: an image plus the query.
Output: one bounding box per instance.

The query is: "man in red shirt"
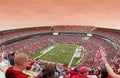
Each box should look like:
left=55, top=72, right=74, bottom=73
left=5, top=53, right=30, bottom=78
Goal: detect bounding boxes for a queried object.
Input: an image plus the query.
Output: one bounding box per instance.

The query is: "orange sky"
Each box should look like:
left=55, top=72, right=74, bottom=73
left=0, top=0, right=120, bottom=30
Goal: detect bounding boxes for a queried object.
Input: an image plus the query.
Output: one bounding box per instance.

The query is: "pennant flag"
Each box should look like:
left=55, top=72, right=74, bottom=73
left=94, top=47, right=106, bottom=62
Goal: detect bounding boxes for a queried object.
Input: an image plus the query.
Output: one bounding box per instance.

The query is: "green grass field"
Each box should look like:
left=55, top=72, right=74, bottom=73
left=33, top=44, right=80, bottom=66
left=71, top=57, right=80, bottom=66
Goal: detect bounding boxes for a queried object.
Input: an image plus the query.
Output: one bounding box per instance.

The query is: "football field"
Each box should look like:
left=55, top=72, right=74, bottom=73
left=33, top=44, right=81, bottom=66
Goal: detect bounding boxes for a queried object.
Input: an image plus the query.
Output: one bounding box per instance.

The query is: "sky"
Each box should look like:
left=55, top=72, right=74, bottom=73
left=0, top=0, right=120, bottom=31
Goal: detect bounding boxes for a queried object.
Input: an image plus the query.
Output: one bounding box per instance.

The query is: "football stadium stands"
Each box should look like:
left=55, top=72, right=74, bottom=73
left=0, top=25, right=120, bottom=78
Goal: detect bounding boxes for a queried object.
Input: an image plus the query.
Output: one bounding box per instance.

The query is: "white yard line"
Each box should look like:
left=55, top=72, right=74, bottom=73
left=33, top=45, right=57, bottom=60
left=68, top=46, right=83, bottom=67
left=68, top=46, right=79, bottom=67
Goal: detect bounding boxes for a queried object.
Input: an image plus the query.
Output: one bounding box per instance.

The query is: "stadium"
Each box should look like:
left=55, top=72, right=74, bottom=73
left=0, top=0, right=120, bottom=78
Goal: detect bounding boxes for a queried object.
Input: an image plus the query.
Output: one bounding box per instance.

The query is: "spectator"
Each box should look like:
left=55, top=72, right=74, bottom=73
left=100, top=69, right=108, bottom=78
left=41, top=63, right=55, bottom=78
left=9, top=52, right=15, bottom=66
left=88, top=69, right=97, bottom=78
left=2, top=51, right=8, bottom=60
left=5, top=53, right=30, bottom=78
left=71, top=66, right=91, bottom=78
left=102, top=57, right=120, bottom=78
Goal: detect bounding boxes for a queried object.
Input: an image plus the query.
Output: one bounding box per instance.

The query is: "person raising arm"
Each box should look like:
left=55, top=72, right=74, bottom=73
left=102, top=57, right=120, bottom=78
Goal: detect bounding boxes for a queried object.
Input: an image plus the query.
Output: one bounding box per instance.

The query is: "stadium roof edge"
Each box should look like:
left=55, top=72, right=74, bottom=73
left=0, top=25, right=119, bottom=32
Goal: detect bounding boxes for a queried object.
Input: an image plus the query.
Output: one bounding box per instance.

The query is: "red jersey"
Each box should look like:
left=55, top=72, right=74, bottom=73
left=67, top=70, right=79, bottom=77
left=8, top=53, right=11, bottom=59
left=71, top=74, right=88, bottom=78
left=5, top=67, right=30, bottom=78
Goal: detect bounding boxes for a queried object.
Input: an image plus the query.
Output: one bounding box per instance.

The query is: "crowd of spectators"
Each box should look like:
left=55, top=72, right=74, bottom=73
left=3, top=52, right=120, bottom=78
left=94, top=28, right=120, bottom=48
left=0, top=26, right=120, bottom=78
left=0, top=26, right=51, bottom=43
left=1, top=35, right=118, bottom=68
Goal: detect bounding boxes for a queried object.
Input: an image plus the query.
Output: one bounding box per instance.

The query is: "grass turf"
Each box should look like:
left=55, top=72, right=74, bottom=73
left=33, top=44, right=80, bottom=65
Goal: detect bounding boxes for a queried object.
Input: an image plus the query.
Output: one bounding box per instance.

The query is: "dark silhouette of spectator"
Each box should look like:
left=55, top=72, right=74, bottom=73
left=101, top=69, right=108, bottom=78
left=9, top=52, right=15, bottom=66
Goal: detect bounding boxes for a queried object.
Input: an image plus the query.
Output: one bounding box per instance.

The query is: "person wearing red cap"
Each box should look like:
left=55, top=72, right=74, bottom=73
left=71, top=66, right=91, bottom=78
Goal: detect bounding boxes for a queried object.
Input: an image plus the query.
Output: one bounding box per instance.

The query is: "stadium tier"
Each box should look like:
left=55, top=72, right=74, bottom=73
left=0, top=26, right=119, bottom=68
